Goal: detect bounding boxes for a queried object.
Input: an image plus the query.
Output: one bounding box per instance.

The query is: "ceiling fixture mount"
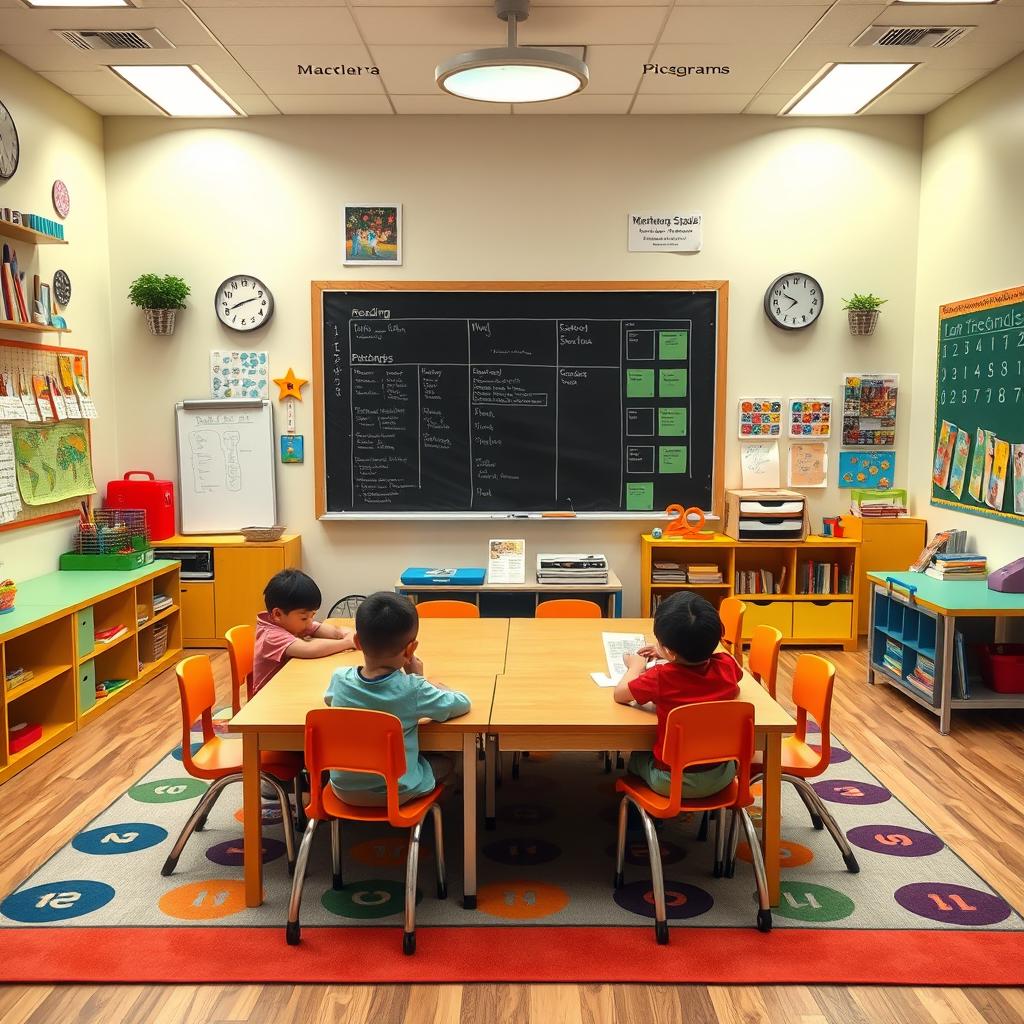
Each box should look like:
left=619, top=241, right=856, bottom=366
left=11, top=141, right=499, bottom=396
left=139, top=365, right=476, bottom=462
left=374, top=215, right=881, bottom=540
left=436, top=0, right=589, bottom=104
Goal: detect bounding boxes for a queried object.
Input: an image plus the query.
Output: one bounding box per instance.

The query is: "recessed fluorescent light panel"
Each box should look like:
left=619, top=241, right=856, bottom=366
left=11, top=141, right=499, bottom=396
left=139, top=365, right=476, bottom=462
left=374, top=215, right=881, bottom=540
left=21, top=1, right=134, bottom=8
left=111, top=65, right=240, bottom=117
left=784, top=63, right=915, bottom=116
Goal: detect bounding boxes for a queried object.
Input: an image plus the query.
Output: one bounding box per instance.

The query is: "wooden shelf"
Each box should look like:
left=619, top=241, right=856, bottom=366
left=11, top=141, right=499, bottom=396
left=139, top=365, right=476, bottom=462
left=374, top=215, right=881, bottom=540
left=92, top=629, right=136, bottom=655
left=5, top=721, right=76, bottom=772
left=650, top=582, right=728, bottom=589
left=4, top=663, right=73, bottom=701
left=144, top=604, right=179, bottom=627
left=80, top=646, right=181, bottom=725
left=0, top=319, right=71, bottom=334
left=0, top=222, right=68, bottom=245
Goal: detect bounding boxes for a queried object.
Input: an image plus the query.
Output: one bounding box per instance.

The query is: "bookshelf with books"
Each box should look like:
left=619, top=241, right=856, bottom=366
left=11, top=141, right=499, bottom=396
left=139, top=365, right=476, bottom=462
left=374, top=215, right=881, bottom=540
left=641, top=533, right=861, bottom=650
left=0, top=224, right=71, bottom=334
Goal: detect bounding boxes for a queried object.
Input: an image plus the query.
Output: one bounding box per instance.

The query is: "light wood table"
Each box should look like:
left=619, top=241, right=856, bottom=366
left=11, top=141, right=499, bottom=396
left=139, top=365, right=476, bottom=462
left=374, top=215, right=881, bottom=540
left=229, top=618, right=509, bottom=909
left=495, top=618, right=796, bottom=904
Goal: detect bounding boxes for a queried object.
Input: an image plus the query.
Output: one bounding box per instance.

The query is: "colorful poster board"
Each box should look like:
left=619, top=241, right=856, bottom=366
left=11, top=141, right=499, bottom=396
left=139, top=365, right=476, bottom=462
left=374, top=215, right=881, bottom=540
left=838, top=450, right=895, bottom=489
left=788, top=396, right=832, bottom=438
left=930, top=285, right=1024, bottom=526
left=842, top=373, right=898, bottom=446
left=738, top=397, right=782, bottom=438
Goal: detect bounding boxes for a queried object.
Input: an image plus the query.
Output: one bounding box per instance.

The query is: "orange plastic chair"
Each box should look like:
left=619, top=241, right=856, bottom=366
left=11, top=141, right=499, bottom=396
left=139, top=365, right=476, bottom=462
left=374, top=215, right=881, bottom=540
left=161, top=655, right=301, bottom=877
left=750, top=653, right=859, bottom=873
left=536, top=599, right=603, bottom=619
left=225, top=623, right=255, bottom=714
left=748, top=625, right=783, bottom=699
left=614, top=701, right=771, bottom=943
left=286, top=708, right=448, bottom=955
left=416, top=600, right=479, bottom=618
left=719, top=597, right=746, bottom=664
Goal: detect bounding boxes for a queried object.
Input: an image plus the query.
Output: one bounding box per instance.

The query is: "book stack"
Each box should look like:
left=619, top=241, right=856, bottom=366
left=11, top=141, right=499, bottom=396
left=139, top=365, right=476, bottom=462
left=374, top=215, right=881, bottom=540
left=882, top=638, right=904, bottom=677
left=536, top=553, right=608, bottom=585
left=798, top=561, right=853, bottom=595
left=95, top=624, right=129, bottom=645
left=910, top=528, right=968, bottom=572
left=1, top=243, right=30, bottom=324
left=734, top=568, right=782, bottom=594
left=5, top=666, right=34, bottom=692
left=925, top=552, right=987, bottom=581
left=153, top=593, right=173, bottom=614
left=906, top=654, right=936, bottom=699
left=849, top=488, right=908, bottom=518
left=685, top=564, right=724, bottom=584
left=652, top=561, right=687, bottom=583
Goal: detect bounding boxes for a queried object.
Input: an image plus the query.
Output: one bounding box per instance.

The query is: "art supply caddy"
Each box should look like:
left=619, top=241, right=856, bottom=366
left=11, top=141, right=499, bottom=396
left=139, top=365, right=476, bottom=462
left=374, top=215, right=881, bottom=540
left=59, top=508, right=154, bottom=571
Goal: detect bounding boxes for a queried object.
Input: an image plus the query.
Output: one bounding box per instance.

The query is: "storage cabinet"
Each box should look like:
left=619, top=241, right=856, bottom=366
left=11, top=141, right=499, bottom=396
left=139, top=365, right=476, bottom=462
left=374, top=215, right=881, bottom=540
left=793, top=601, right=852, bottom=640
left=179, top=582, right=216, bottom=641
left=741, top=600, right=793, bottom=639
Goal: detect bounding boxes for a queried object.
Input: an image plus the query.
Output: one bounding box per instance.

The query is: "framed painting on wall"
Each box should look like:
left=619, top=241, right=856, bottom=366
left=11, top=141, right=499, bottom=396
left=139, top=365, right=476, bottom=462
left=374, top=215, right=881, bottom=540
left=343, top=204, right=402, bottom=266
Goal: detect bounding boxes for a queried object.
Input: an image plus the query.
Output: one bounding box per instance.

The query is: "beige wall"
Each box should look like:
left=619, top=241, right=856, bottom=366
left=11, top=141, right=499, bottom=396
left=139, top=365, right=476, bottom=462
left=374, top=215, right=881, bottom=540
left=910, top=54, right=1024, bottom=568
left=103, top=113, right=923, bottom=613
left=0, top=53, right=114, bottom=580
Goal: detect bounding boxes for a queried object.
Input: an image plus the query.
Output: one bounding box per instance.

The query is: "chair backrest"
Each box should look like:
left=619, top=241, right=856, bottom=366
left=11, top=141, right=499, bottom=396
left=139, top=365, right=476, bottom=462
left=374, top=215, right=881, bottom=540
left=224, top=623, right=255, bottom=714
left=658, top=700, right=756, bottom=815
left=719, top=598, right=746, bottom=661
left=791, top=654, right=836, bottom=767
left=416, top=600, right=479, bottom=619
left=536, top=599, right=602, bottom=619
left=748, top=624, right=783, bottom=699
left=175, top=655, right=218, bottom=777
left=328, top=594, right=366, bottom=619
left=304, top=708, right=409, bottom=825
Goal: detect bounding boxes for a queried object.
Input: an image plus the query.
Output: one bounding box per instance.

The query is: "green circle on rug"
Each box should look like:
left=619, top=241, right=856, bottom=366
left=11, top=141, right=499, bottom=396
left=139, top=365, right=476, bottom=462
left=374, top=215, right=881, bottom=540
left=129, top=778, right=208, bottom=803
left=773, top=881, right=855, bottom=922
left=321, top=880, right=420, bottom=920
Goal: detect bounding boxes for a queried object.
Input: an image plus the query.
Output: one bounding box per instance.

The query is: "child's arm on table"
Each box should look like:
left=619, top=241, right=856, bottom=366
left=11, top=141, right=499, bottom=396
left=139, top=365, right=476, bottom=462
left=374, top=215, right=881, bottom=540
left=415, top=675, right=471, bottom=720
left=313, top=621, right=356, bottom=647
left=614, top=652, right=649, bottom=705
left=285, top=636, right=355, bottom=660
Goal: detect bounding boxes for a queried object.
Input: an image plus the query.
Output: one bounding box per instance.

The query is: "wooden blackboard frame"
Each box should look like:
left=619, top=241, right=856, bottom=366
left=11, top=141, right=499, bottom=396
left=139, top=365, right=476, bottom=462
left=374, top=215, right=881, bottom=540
left=311, top=280, right=729, bottom=520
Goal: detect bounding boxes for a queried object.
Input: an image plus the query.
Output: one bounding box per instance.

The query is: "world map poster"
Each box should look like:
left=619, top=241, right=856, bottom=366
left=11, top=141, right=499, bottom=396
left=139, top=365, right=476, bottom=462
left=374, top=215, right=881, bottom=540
left=13, top=422, right=96, bottom=505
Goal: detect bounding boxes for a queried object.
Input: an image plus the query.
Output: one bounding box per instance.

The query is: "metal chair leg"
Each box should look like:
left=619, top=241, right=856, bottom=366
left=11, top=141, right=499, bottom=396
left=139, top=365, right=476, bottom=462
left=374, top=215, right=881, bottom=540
left=194, top=772, right=233, bottom=832
left=739, top=808, right=772, bottom=933
left=724, top=809, right=740, bottom=878
left=637, top=801, right=669, bottom=945
left=613, top=795, right=629, bottom=889
left=484, top=735, right=497, bottom=830
left=713, top=808, right=726, bottom=877
left=404, top=821, right=423, bottom=955
left=260, top=773, right=297, bottom=873
left=512, top=751, right=521, bottom=780
left=789, top=776, right=860, bottom=873
left=285, top=818, right=319, bottom=945
left=788, top=775, right=823, bottom=829
left=161, top=774, right=237, bottom=876
left=330, top=818, right=343, bottom=890
left=293, top=774, right=308, bottom=831
left=431, top=803, right=448, bottom=900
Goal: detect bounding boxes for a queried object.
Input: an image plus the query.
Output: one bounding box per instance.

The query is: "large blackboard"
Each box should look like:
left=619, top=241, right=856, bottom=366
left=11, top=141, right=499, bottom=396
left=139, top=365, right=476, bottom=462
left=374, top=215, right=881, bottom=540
left=931, top=284, right=1024, bottom=526
left=313, top=283, right=726, bottom=518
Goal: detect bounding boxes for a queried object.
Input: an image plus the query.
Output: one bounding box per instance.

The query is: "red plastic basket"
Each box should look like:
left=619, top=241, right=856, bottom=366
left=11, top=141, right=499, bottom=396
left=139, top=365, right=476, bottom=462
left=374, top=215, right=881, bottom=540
left=977, top=644, right=1024, bottom=694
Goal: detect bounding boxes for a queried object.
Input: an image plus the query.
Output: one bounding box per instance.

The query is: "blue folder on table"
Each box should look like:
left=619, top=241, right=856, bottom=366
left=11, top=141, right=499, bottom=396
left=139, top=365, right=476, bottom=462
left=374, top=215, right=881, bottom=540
left=401, top=567, right=487, bottom=586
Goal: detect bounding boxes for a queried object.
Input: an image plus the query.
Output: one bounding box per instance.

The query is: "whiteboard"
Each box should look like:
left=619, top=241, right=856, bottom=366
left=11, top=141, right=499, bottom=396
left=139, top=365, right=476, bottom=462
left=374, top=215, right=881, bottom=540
left=175, top=400, right=277, bottom=534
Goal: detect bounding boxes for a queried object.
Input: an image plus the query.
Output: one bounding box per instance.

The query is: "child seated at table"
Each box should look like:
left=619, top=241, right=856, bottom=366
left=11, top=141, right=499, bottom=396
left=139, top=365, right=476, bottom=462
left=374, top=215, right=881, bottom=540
left=253, top=569, right=356, bottom=696
left=324, top=591, right=471, bottom=805
left=614, top=591, right=741, bottom=798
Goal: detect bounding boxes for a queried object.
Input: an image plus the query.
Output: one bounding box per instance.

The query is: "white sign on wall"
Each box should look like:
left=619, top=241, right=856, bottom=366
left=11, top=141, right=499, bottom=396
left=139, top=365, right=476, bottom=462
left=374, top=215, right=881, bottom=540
left=628, top=211, right=703, bottom=253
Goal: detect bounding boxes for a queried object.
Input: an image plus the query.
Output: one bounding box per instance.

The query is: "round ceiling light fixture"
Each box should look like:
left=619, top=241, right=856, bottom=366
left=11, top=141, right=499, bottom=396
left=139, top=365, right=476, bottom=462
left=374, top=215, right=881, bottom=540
left=436, top=0, right=589, bottom=104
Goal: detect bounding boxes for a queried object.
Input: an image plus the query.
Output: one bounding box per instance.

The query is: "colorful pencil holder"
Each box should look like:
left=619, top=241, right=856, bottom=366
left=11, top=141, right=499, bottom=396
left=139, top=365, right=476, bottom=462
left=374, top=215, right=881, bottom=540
left=0, top=579, right=16, bottom=614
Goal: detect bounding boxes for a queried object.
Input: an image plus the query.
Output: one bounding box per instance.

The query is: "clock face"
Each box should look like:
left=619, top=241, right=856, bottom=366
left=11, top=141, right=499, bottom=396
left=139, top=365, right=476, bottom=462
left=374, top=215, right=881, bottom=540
left=764, top=272, right=823, bottom=331
left=52, top=179, right=70, bottom=219
left=215, top=274, right=274, bottom=332
left=0, top=99, right=19, bottom=181
left=53, top=270, right=71, bottom=307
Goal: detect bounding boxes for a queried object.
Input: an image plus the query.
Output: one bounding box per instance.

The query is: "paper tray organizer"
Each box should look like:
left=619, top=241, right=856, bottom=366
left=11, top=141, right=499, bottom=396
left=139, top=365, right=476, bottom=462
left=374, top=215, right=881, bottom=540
left=724, top=489, right=807, bottom=542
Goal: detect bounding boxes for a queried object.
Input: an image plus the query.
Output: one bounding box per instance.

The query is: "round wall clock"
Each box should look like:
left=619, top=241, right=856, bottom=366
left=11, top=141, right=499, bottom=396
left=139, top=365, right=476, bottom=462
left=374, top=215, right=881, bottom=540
left=215, top=274, right=274, bottom=332
left=53, top=270, right=71, bottom=307
left=52, top=179, right=70, bottom=218
left=0, top=98, right=19, bottom=181
left=763, top=272, right=823, bottom=331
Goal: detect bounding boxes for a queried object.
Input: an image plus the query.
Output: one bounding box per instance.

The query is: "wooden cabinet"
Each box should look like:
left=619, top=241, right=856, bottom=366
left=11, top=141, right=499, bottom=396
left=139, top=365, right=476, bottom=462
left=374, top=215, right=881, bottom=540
left=179, top=582, right=216, bottom=641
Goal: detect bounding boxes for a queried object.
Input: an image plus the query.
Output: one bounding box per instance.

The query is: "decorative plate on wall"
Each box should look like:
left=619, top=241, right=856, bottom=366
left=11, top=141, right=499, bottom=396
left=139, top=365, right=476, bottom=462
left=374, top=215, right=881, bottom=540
left=52, top=179, right=70, bottom=218
left=53, top=269, right=71, bottom=307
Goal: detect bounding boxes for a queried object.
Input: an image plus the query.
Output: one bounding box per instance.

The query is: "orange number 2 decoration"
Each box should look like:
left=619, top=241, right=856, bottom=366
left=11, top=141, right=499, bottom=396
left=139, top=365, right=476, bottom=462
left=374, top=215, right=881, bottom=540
left=664, top=504, right=706, bottom=537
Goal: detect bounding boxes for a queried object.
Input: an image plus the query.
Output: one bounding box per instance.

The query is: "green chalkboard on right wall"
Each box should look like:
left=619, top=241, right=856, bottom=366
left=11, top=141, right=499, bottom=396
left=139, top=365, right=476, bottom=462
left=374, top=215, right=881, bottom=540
left=930, top=284, right=1024, bottom=526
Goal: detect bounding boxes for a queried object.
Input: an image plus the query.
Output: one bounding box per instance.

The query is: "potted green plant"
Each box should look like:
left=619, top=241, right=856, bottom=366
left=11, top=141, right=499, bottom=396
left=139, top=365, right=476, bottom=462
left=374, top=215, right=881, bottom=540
left=842, top=293, right=886, bottom=336
left=128, top=274, right=190, bottom=336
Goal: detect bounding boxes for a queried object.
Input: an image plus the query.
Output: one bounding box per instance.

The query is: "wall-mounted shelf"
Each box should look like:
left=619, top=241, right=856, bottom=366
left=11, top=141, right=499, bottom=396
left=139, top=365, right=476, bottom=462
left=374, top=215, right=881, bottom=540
left=0, top=223, right=68, bottom=245
left=0, top=320, right=71, bottom=335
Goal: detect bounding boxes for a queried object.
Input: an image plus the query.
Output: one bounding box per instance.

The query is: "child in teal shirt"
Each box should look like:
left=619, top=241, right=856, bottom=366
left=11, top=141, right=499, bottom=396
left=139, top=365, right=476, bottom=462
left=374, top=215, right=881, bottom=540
left=323, top=592, right=470, bottom=805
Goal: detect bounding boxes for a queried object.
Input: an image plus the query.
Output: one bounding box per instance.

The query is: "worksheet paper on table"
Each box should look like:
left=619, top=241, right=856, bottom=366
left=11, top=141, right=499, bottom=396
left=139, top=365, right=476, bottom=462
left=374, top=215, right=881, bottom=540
left=592, top=632, right=647, bottom=686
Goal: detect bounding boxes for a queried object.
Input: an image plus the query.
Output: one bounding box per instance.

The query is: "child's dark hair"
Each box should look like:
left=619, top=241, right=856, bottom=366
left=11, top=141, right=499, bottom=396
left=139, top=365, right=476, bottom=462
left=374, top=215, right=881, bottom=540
left=264, top=569, right=322, bottom=614
left=653, top=592, right=722, bottom=664
left=355, top=591, right=419, bottom=657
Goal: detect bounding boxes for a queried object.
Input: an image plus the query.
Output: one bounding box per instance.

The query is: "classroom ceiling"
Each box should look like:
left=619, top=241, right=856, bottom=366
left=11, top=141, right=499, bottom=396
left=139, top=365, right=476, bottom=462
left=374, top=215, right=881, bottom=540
left=1, top=0, right=1023, bottom=116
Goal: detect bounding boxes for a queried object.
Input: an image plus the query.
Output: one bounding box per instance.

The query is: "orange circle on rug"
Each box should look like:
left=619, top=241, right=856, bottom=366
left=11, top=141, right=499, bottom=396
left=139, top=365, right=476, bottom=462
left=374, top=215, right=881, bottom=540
left=477, top=881, right=569, bottom=920
left=736, top=839, right=813, bottom=869
left=158, top=880, right=248, bottom=920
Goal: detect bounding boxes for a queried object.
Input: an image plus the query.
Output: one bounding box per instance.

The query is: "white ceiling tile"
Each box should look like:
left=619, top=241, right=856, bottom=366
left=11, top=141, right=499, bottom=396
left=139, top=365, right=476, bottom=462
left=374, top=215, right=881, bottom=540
left=0, top=44, right=105, bottom=71
left=801, top=4, right=886, bottom=45
left=906, top=65, right=991, bottom=93
left=232, top=93, right=281, bottom=114
left=780, top=39, right=1022, bottom=72
left=661, top=5, right=825, bottom=45
left=648, top=41, right=802, bottom=74
left=581, top=45, right=649, bottom=94
left=372, top=44, right=490, bottom=94
left=862, top=91, right=951, bottom=115
left=513, top=92, right=632, bottom=113
left=742, top=93, right=790, bottom=115
left=631, top=93, right=753, bottom=113
left=759, top=68, right=822, bottom=94
left=194, top=6, right=363, bottom=45
left=0, top=8, right=216, bottom=46
left=226, top=42, right=376, bottom=71
left=391, top=94, right=511, bottom=113
left=906, top=35, right=1024, bottom=71
left=268, top=93, right=393, bottom=113
left=39, top=68, right=134, bottom=96
left=639, top=51, right=776, bottom=93
left=518, top=6, right=668, bottom=46
left=78, top=93, right=165, bottom=116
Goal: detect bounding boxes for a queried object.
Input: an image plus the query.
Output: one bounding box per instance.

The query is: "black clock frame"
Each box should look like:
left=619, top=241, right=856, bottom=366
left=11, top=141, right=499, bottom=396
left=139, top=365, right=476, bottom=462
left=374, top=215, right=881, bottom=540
left=0, top=98, right=20, bottom=181
left=214, top=274, right=275, bottom=332
left=763, top=271, right=823, bottom=332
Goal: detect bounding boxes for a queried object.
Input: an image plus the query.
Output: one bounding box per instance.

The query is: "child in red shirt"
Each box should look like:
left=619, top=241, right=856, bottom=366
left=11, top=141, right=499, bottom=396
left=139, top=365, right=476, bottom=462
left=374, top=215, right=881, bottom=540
left=614, top=592, right=741, bottom=797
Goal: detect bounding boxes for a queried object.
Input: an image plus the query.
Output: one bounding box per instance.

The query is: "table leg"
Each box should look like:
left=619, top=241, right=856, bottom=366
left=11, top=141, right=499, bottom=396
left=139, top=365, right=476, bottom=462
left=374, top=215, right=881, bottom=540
left=760, top=732, right=782, bottom=906
left=462, top=732, right=478, bottom=909
left=940, top=614, right=955, bottom=736
left=485, top=735, right=497, bottom=830
left=242, top=732, right=264, bottom=908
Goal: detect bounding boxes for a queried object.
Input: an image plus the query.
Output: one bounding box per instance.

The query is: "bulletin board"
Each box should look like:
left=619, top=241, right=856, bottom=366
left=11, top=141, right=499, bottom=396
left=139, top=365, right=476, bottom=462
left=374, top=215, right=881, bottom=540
left=930, top=285, right=1024, bottom=526
left=0, top=336, right=94, bottom=533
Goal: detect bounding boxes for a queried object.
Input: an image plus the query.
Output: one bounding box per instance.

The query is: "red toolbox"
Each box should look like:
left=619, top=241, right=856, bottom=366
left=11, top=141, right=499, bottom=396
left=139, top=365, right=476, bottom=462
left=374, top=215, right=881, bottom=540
left=977, top=644, right=1024, bottom=694
left=105, top=471, right=176, bottom=540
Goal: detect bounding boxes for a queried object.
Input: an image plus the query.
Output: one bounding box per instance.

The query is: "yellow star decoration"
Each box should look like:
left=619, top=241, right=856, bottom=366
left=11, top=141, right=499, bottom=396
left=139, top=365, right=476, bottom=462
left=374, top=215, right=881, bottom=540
left=273, top=368, right=308, bottom=402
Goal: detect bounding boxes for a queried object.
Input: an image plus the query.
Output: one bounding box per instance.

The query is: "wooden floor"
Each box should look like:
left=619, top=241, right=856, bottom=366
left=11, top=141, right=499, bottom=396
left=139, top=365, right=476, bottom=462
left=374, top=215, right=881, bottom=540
left=1, top=644, right=1023, bottom=1023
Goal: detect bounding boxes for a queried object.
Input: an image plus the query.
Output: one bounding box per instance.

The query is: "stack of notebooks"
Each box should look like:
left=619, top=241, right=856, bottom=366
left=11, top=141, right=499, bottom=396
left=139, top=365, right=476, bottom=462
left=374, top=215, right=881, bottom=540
left=798, top=561, right=853, bottom=595
left=5, top=666, right=34, bottom=692
left=95, top=624, right=129, bottom=645
left=910, top=528, right=968, bottom=572
left=924, top=552, right=987, bottom=581
left=734, top=568, right=783, bottom=594
left=849, top=488, right=908, bottom=518
left=153, top=593, right=173, bottom=614
left=536, top=553, right=608, bottom=585
left=685, top=564, right=724, bottom=584
left=652, top=561, right=687, bottom=583
left=882, top=638, right=904, bottom=678
left=906, top=654, right=936, bottom=699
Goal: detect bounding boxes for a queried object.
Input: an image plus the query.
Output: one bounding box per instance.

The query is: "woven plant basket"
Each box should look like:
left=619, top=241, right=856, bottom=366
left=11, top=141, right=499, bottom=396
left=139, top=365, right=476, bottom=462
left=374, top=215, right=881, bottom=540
left=848, top=309, right=879, bottom=336
left=144, top=308, right=178, bottom=336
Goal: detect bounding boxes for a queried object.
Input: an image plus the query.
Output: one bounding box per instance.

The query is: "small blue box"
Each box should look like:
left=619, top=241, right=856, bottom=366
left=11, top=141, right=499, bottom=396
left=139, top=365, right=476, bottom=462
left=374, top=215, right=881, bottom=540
left=401, top=567, right=486, bottom=586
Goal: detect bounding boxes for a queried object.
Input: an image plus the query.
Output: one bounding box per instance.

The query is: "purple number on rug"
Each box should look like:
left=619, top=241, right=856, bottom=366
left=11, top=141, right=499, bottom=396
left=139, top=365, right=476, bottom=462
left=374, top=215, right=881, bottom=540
left=484, top=837, right=561, bottom=866
left=895, top=883, right=1012, bottom=926
left=2, top=881, right=115, bottom=923
left=810, top=743, right=852, bottom=764
left=206, top=836, right=287, bottom=867
left=812, top=779, right=891, bottom=805
left=847, top=825, right=944, bottom=858
left=605, top=839, right=686, bottom=867
left=613, top=879, right=713, bottom=920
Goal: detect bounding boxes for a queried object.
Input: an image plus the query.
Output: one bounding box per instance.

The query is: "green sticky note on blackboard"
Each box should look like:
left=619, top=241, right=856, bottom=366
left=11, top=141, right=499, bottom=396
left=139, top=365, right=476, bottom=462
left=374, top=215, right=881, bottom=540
left=659, top=330, right=688, bottom=360
left=626, top=482, right=654, bottom=510
left=659, top=446, right=687, bottom=474
left=626, top=370, right=655, bottom=398
left=659, top=369, right=687, bottom=397
left=659, top=407, right=687, bottom=436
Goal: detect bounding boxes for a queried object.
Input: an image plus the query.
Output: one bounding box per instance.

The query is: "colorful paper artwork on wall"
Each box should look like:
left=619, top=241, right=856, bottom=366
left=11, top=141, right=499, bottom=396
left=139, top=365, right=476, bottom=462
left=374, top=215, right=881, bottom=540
left=343, top=204, right=402, bottom=266
left=838, top=450, right=895, bottom=490
left=788, top=396, right=832, bottom=438
left=738, top=397, right=782, bottom=438
left=210, top=350, right=269, bottom=400
left=280, top=434, right=304, bottom=464
left=788, top=441, right=828, bottom=488
left=842, top=373, right=898, bottom=446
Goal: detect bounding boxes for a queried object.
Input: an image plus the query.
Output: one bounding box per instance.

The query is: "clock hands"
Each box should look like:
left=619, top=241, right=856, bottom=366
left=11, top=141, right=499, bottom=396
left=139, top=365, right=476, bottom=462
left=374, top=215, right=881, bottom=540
left=229, top=296, right=260, bottom=310
left=786, top=295, right=798, bottom=309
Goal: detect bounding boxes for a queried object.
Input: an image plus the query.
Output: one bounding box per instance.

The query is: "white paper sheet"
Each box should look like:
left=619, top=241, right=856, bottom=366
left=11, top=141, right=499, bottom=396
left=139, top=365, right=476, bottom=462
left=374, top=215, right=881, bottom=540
left=601, top=631, right=646, bottom=681
left=591, top=672, right=618, bottom=688
left=0, top=423, right=22, bottom=523
left=740, top=440, right=781, bottom=488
